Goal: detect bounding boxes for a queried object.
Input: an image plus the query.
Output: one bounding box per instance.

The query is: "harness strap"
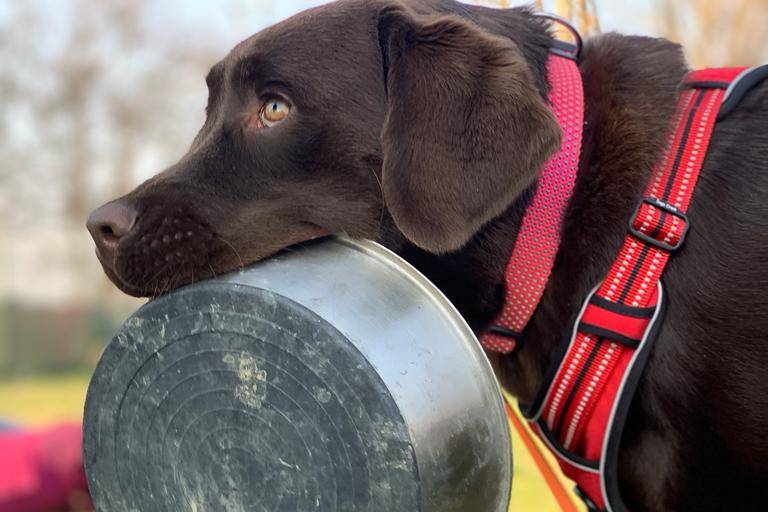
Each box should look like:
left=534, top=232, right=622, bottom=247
left=479, top=21, right=766, bottom=508
left=525, top=67, right=749, bottom=512
left=479, top=49, right=584, bottom=354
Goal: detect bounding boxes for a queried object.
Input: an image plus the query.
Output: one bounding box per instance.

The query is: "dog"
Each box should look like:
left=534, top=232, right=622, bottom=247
left=86, top=0, right=768, bottom=509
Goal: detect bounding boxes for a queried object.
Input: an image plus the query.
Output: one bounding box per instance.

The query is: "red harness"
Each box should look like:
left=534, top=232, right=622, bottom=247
left=480, top=31, right=764, bottom=511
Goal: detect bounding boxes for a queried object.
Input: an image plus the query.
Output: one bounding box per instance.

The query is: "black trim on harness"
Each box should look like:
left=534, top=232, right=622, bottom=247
left=684, top=80, right=730, bottom=89
left=663, top=91, right=706, bottom=200
left=521, top=332, right=572, bottom=419
left=550, top=40, right=579, bottom=61
left=536, top=418, right=601, bottom=470
left=602, top=283, right=668, bottom=512
left=574, top=485, right=603, bottom=512
left=553, top=342, right=603, bottom=435
left=588, top=296, right=656, bottom=318
left=717, top=64, right=768, bottom=120
left=488, top=325, right=523, bottom=341
left=578, top=323, right=641, bottom=348
left=535, top=12, right=582, bottom=60
left=617, top=245, right=651, bottom=303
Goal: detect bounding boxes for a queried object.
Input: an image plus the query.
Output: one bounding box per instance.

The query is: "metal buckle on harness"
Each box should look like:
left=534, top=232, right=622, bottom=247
left=628, top=197, right=689, bottom=252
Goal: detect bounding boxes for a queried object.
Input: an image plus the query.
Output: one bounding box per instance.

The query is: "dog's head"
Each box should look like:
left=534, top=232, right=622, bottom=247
left=87, top=0, right=560, bottom=296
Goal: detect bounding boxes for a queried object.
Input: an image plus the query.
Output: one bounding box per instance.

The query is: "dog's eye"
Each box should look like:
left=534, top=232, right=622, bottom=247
left=258, top=98, right=291, bottom=127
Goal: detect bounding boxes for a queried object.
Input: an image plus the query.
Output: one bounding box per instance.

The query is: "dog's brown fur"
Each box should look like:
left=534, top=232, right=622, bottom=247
left=87, top=1, right=768, bottom=509
left=379, top=6, right=561, bottom=252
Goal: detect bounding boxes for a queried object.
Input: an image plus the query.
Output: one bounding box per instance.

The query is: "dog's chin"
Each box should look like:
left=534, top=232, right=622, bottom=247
left=94, top=248, right=161, bottom=298
left=98, top=232, right=331, bottom=298
left=92, top=249, right=136, bottom=295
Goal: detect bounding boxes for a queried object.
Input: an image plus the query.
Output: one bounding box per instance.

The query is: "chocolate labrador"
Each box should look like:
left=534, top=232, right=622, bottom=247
left=86, top=0, right=768, bottom=509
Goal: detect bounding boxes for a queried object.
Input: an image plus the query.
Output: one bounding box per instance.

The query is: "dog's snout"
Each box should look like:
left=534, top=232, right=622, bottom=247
left=87, top=200, right=138, bottom=256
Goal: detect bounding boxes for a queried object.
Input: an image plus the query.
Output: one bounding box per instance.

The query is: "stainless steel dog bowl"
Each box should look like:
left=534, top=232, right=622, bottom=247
left=83, top=236, right=511, bottom=511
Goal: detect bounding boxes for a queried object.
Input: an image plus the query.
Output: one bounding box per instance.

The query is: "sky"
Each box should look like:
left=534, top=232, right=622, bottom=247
left=72, top=0, right=662, bottom=55
left=150, top=0, right=661, bottom=45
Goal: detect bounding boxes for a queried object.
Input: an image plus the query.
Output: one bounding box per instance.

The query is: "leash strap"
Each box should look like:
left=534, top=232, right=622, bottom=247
left=480, top=51, right=584, bottom=353
left=525, top=67, right=748, bottom=512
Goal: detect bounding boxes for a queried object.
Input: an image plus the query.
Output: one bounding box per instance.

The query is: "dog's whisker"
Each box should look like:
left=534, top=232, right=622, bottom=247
left=140, top=260, right=175, bottom=296
left=166, top=272, right=181, bottom=295
left=218, top=236, right=245, bottom=269
left=280, top=244, right=301, bottom=254
left=367, top=168, right=387, bottom=236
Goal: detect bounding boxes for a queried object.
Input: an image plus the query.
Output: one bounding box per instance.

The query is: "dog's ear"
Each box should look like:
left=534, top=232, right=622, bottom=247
left=377, top=6, right=561, bottom=253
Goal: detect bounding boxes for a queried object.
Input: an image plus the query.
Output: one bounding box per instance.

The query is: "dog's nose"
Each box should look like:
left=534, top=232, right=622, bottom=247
left=87, top=200, right=138, bottom=257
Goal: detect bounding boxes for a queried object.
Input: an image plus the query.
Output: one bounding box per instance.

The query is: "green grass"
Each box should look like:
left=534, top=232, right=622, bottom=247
left=0, top=373, right=90, bottom=425
left=0, top=375, right=581, bottom=511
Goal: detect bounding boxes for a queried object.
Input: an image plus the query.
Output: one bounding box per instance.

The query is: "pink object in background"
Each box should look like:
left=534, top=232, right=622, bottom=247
left=0, top=422, right=91, bottom=512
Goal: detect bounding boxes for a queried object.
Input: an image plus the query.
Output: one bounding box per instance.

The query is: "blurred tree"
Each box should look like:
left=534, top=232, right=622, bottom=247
left=0, top=0, right=236, bottom=310
left=48, top=11, right=99, bottom=223
left=491, top=0, right=766, bottom=66
left=657, top=0, right=768, bottom=67
left=483, top=0, right=599, bottom=39
left=0, top=0, right=224, bottom=229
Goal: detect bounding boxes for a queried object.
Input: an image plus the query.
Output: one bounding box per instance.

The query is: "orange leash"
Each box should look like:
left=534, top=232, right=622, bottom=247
left=504, top=397, right=580, bottom=512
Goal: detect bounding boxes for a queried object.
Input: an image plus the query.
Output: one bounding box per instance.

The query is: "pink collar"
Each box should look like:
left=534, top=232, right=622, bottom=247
left=480, top=49, right=584, bottom=353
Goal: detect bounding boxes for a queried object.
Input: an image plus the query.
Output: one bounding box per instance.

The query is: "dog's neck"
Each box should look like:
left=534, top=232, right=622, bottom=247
left=385, top=20, right=687, bottom=403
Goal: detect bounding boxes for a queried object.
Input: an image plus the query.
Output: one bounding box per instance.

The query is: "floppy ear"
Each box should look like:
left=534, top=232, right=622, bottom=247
left=378, top=7, right=561, bottom=253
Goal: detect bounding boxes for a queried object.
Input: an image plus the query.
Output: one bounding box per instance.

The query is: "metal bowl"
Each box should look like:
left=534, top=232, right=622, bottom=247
left=83, top=236, right=511, bottom=511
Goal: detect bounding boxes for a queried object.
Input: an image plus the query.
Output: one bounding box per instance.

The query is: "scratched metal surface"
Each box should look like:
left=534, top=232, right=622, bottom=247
left=83, top=236, right=511, bottom=512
